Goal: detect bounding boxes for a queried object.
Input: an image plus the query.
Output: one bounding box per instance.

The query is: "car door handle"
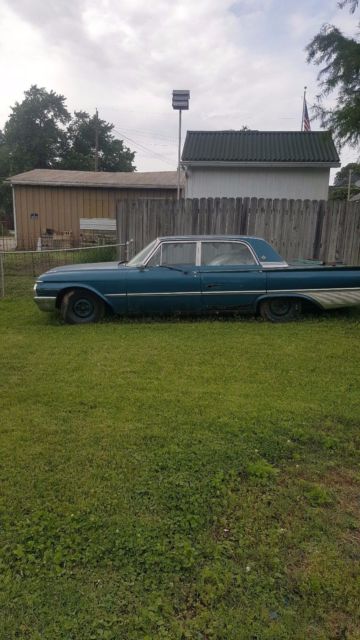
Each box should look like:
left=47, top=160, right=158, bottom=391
left=206, top=283, right=221, bottom=288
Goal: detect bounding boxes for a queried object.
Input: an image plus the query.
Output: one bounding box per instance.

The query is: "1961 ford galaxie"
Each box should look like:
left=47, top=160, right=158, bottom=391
left=34, top=235, right=360, bottom=323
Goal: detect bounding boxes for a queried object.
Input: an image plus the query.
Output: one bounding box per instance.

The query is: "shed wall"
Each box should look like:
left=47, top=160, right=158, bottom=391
left=185, top=167, right=330, bottom=200
left=13, top=185, right=176, bottom=249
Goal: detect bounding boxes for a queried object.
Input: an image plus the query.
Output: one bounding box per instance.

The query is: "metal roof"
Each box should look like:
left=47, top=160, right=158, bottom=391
left=8, top=169, right=183, bottom=189
left=182, top=131, right=340, bottom=165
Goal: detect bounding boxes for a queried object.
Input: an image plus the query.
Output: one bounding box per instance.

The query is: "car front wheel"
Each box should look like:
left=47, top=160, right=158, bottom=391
left=259, top=298, right=301, bottom=323
left=60, top=289, right=105, bottom=324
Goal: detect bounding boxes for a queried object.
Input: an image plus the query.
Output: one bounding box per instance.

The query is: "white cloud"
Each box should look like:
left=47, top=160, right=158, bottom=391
left=0, top=0, right=358, bottom=173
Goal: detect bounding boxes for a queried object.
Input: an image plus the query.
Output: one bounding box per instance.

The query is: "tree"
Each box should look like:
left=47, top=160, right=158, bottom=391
left=0, top=86, right=136, bottom=228
left=329, top=161, right=360, bottom=199
left=306, top=0, right=360, bottom=147
left=3, top=85, right=71, bottom=173
left=334, top=161, right=360, bottom=186
left=1, top=85, right=136, bottom=174
left=59, top=111, right=135, bottom=172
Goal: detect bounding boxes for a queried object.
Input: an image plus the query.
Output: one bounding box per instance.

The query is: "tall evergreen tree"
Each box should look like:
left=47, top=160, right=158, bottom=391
left=306, top=0, right=360, bottom=146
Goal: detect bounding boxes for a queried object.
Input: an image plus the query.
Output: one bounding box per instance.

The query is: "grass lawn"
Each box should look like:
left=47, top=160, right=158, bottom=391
left=1, top=280, right=360, bottom=639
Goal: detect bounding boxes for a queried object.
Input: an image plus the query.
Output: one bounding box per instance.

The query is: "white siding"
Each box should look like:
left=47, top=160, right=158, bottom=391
left=185, top=167, right=330, bottom=200
left=80, top=218, right=116, bottom=231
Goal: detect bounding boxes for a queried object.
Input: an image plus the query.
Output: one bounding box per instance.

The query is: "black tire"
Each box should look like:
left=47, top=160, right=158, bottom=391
left=259, top=298, right=302, bottom=323
left=60, top=289, right=105, bottom=324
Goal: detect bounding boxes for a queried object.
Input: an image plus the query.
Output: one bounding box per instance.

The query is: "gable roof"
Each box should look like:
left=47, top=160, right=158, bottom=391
left=8, top=169, right=182, bottom=189
left=182, top=131, right=340, bottom=166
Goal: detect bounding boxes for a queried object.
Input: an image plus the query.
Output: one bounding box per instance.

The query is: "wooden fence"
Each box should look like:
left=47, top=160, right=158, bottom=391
left=117, top=197, right=360, bottom=265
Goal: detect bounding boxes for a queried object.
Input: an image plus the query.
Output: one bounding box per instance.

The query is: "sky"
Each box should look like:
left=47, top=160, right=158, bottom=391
left=0, top=0, right=358, bottom=180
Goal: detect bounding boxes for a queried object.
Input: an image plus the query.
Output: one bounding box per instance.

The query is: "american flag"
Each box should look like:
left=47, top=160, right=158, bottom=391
left=303, top=98, right=311, bottom=132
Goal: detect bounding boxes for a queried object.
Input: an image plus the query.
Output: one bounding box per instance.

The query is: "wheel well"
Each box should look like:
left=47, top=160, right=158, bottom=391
left=256, top=295, right=320, bottom=315
left=56, top=287, right=111, bottom=313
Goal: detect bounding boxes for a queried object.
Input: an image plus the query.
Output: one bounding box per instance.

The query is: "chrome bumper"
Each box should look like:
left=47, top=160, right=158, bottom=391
left=34, top=296, right=56, bottom=312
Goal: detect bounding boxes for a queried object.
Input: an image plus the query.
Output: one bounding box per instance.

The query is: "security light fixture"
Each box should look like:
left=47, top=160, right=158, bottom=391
left=172, top=90, right=190, bottom=110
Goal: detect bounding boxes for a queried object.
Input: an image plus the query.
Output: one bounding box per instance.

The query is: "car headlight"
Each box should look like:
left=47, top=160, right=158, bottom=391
left=34, top=280, right=43, bottom=293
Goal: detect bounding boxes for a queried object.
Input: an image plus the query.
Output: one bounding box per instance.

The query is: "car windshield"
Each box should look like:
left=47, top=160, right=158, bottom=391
left=127, top=239, right=158, bottom=267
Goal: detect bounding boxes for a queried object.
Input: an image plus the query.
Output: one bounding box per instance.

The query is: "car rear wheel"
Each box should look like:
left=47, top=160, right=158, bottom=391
left=60, top=289, right=105, bottom=324
left=259, top=298, right=301, bottom=323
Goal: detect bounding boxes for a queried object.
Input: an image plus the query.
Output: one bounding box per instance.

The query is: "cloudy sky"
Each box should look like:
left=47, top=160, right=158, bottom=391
left=0, top=0, right=358, bottom=177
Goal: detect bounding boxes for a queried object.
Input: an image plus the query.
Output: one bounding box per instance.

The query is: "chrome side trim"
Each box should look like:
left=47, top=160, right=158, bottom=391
left=34, top=296, right=56, bottom=312
left=128, top=291, right=200, bottom=297
left=203, top=290, right=266, bottom=295
left=107, top=287, right=360, bottom=308
left=142, top=239, right=261, bottom=268
left=107, top=290, right=266, bottom=298
left=261, top=261, right=288, bottom=268
left=267, top=287, right=360, bottom=309
left=269, top=287, right=360, bottom=293
left=200, top=240, right=260, bottom=267
left=106, top=293, right=127, bottom=298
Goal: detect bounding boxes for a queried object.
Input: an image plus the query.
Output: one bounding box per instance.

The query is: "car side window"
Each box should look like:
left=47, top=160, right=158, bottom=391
left=201, top=242, right=257, bottom=266
left=147, top=242, right=197, bottom=267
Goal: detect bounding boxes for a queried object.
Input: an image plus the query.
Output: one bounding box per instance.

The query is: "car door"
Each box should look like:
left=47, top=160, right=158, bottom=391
left=199, top=241, right=266, bottom=313
left=126, top=241, right=202, bottom=314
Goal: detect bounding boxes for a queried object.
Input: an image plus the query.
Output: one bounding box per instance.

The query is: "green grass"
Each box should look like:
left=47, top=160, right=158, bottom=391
left=1, top=285, right=360, bottom=639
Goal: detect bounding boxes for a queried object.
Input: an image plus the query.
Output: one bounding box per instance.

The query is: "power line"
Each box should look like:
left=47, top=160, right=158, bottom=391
left=113, top=128, right=175, bottom=158
left=113, top=128, right=175, bottom=168
left=116, top=125, right=177, bottom=143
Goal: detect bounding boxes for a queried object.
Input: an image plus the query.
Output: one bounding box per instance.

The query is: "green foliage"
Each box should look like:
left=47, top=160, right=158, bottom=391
left=75, top=245, right=118, bottom=263
left=4, top=85, right=70, bottom=173
left=334, top=161, right=360, bottom=185
left=0, top=180, right=12, bottom=226
left=303, top=483, right=334, bottom=507
left=329, top=162, right=360, bottom=199
left=306, top=2, right=360, bottom=146
left=59, top=111, right=135, bottom=172
left=329, top=185, right=360, bottom=200
left=0, top=86, right=136, bottom=175
left=338, top=0, right=359, bottom=12
left=0, top=299, right=359, bottom=638
left=246, top=459, right=280, bottom=482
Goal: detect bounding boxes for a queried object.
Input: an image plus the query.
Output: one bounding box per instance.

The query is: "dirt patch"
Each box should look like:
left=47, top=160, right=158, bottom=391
left=323, top=468, right=360, bottom=518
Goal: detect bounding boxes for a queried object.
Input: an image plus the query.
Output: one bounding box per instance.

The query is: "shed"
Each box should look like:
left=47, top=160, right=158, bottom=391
left=182, top=130, right=340, bottom=200
left=9, top=169, right=183, bottom=249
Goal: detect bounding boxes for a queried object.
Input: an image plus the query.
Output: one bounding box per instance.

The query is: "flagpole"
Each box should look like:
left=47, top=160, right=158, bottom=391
left=301, top=86, right=307, bottom=131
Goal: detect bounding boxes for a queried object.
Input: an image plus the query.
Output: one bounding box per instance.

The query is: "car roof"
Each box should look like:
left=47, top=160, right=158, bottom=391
left=157, top=235, right=263, bottom=242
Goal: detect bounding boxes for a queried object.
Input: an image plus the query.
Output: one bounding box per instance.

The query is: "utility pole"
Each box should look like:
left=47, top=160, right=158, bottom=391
left=94, top=108, right=99, bottom=172
left=347, top=168, right=353, bottom=201
left=301, top=86, right=307, bottom=131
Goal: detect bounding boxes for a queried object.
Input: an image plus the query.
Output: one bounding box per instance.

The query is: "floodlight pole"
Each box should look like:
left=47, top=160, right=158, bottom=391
left=94, top=108, right=99, bottom=172
left=172, top=90, right=190, bottom=202
left=177, top=109, right=182, bottom=201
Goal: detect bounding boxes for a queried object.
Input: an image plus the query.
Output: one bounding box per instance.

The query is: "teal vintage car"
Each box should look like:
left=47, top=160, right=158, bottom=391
left=34, top=235, right=360, bottom=323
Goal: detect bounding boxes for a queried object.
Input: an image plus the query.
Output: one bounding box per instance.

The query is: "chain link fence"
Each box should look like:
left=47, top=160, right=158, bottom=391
left=0, top=240, right=134, bottom=298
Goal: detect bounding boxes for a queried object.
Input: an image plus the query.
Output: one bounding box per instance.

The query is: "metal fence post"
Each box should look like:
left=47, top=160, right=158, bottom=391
left=0, top=252, right=5, bottom=298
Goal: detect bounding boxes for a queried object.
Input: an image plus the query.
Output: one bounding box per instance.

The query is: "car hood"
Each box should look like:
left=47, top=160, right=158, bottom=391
left=44, top=261, right=124, bottom=274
